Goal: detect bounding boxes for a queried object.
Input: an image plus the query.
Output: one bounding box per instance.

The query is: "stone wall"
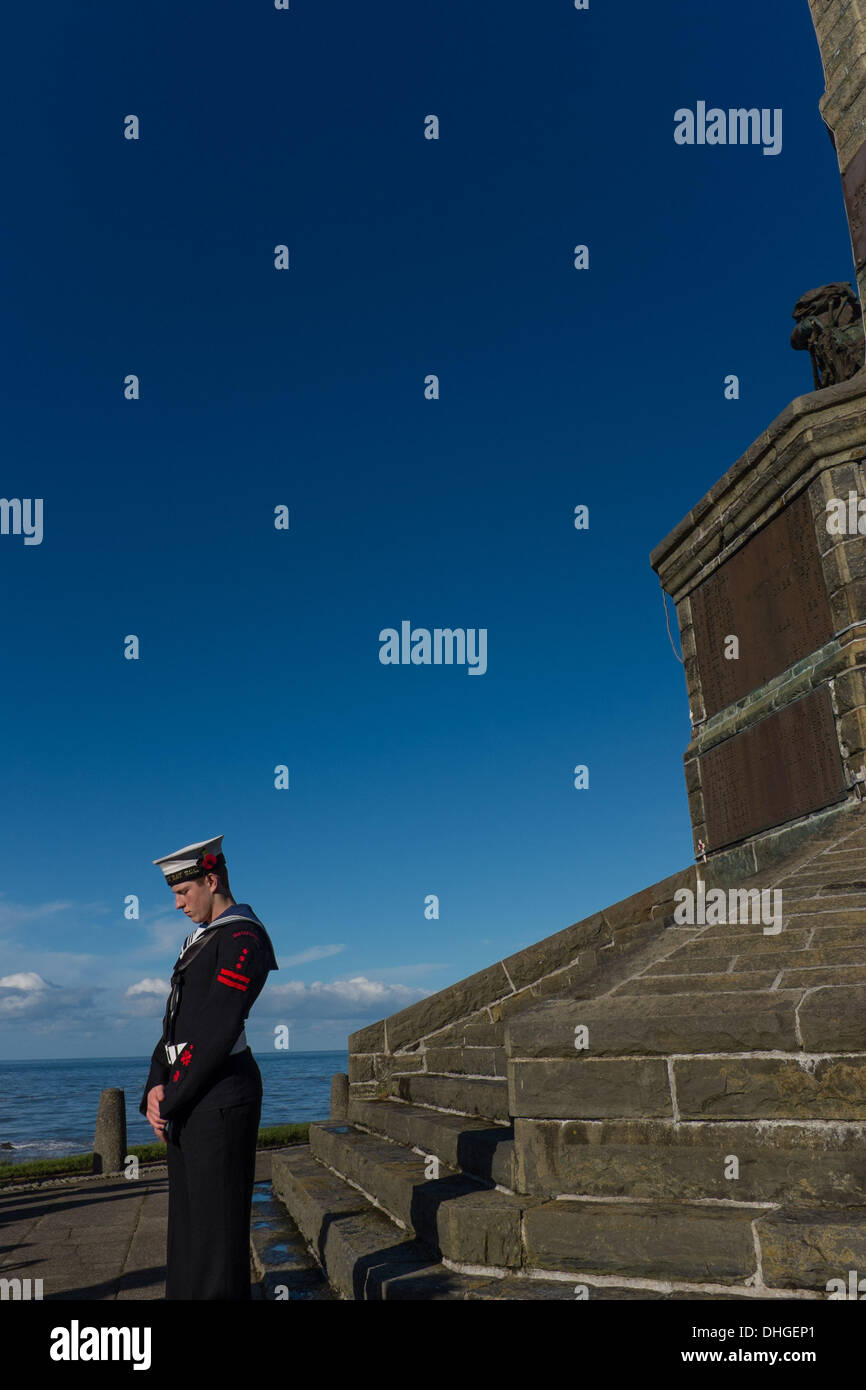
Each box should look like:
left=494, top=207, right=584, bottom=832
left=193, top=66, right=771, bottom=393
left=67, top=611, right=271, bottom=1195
left=347, top=865, right=697, bottom=1103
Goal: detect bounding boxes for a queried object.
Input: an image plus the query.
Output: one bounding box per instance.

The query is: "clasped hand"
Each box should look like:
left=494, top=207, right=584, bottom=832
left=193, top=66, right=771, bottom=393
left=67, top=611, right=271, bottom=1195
left=146, top=1084, right=167, bottom=1143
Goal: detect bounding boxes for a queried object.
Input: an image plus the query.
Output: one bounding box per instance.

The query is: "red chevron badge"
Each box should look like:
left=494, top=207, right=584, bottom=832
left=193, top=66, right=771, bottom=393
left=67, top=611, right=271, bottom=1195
left=218, top=966, right=249, bottom=992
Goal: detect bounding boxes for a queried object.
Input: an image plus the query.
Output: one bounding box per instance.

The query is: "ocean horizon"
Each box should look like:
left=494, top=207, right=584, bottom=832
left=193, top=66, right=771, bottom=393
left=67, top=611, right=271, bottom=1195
left=0, top=1051, right=349, bottom=1164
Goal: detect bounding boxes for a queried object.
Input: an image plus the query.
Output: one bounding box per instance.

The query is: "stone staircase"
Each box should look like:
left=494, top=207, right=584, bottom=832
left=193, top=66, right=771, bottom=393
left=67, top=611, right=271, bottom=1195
left=271, top=801, right=866, bottom=1299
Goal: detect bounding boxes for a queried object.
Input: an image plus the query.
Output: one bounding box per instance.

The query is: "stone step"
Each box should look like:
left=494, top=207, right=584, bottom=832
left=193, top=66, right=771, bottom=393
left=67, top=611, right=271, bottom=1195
left=249, top=1180, right=336, bottom=1300
left=510, top=1051, right=866, bottom=1121
left=614, top=971, right=778, bottom=996
left=506, top=985, right=866, bottom=1058
left=424, top=1015, right=505, bottom=1049
left=674, top=1052, right=866, bottom=1120
left=309, top=1121, right=528, bottom=1266
left=272, top=1143, right=430, bottom=1298
left=783, top=893, right=866, bottom=910
left=387, top=1072, right=510, bottom=1120
left=460, top=1279, right=759, bottom=1300
left=513, top=1115, right=866, bottom=1204
left=659, top=931, right=811, bottom=960
left=628, top=963, right=866, bottom=990
left=270, top=1144, right=576, bottom=1300
left=699, top=915, right=863, bottom=937
left=506, top=989, right=804, bottom=1058
left=788, top=922, right=866, bottom=943
left=511, top=1055, right=676, bottom=1119
left=523, top=1198, right=762, bottom=1285
left=651, top=945, right=866, bottom=974
left=780, top=965, right=866, bottom=988
left=785, top=866, right=866, bottom=886
left=271, top=1143, right=823, bottom=1296
left=421, top=1045, right=507, bottom=1078
left=347, top=1096, right=516, bottom=1187
left=523, top=1198, right=866, bottom=1292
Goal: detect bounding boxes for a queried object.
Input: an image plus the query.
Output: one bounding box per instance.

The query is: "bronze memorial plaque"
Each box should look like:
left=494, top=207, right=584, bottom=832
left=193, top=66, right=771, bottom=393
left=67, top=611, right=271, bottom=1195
left=689, top=491, right=833, bottom=719
left=699, top=687, right=845, bottom=850
left=842, top=137, right=866, bottom=271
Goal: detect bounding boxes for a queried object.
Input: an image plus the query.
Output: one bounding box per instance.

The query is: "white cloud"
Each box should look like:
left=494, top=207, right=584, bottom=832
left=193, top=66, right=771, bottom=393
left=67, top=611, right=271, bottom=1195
left=259, top=974, right=427, bottom=1019
left=126, top=978, right=170, bottom=997
left=0, top=971, right=49, bottom=991
left=9, top=952, right=103, bottom=984
left=0, top=982, right=102, bottom=1029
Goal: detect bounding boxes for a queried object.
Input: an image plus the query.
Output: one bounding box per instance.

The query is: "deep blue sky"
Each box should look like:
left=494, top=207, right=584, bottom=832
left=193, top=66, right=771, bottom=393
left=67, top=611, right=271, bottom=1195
left=0, top=0, right=851, bottom=1057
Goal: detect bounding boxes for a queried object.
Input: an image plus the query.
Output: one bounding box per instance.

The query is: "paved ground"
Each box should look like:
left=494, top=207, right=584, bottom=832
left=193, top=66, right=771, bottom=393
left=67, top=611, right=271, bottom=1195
left=0, top=1149, right=323, bottom=1301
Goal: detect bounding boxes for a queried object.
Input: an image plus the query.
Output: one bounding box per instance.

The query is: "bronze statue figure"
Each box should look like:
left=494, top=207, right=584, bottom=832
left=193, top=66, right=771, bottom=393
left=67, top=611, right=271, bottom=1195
left=791, top=281, right=866, bottom=388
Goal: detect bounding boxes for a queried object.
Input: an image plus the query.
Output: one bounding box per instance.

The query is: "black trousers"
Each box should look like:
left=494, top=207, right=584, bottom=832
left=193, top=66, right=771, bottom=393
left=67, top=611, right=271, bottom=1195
left=164, top=1066, right=262, bottom=1300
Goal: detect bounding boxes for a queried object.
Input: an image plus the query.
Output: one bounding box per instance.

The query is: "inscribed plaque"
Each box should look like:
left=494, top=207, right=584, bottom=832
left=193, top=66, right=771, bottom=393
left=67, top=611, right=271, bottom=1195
left=690, top=492, right=832, bottom=719
left=699, top=687, right=845, bottom=849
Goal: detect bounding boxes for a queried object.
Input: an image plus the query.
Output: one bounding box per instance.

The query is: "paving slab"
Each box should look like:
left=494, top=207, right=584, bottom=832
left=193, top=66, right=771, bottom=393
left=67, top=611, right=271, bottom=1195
left=0, top=1147, right=287, bottom=1301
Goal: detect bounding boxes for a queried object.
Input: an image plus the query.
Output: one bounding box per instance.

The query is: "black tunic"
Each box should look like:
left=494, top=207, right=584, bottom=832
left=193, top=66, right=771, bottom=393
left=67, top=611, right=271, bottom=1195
left=139, top=906, right=278, bottom=1123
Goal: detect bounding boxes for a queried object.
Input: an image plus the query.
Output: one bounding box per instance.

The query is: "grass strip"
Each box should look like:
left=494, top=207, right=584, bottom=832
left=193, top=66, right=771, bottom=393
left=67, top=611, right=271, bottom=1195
left=0, top=1122, right=311, bottom=1183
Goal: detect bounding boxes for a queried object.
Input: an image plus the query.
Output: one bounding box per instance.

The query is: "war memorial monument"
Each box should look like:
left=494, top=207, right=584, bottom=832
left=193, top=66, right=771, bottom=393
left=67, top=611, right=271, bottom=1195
left=261, top=0, right=866, bottom=1300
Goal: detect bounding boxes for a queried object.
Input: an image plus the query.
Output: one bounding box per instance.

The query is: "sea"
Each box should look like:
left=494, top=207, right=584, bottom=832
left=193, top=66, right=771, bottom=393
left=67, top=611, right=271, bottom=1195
left=0, top=1051, right=349, bottom=1165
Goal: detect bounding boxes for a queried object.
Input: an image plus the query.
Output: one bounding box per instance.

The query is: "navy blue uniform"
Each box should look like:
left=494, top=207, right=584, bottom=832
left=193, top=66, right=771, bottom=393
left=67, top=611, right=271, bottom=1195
left=140, top=904, right=278, bottom=1300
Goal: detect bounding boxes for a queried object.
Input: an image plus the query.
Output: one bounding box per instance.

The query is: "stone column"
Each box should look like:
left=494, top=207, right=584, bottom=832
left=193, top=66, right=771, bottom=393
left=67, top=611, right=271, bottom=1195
left=808, top=0, right=866, bottom=348
left=93, top=1088, right=127, bottom=1175
left=329, top=1072, right=349, bottom=1121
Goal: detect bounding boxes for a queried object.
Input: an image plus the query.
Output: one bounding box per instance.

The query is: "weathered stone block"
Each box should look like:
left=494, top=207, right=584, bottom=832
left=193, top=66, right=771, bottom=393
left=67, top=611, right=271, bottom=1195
left=527, top=954, right=606, bottom=1003
left=387, top=964, right=514, bottom=1051
left=601, top=867, right=697, bottom=933
left=782, top=964, right=866, bottom=987
left=506, top=991, right=802, bottom=1059
left=389, top=1073, right=510, bottom=1120
left=509, top=1058, right=672, bottom=1120
left=758, top=1208, right=866, bottom=1291
left=616, top=969, right=778, bottom=995
left=675, top=1054, right=866, bottom=1120
left=515, top=1117, right=866, bottom=1205
left=799, top=983, right=866, bottom=1049
left=502, top=913, right=609, bottom=990
left=349, top=1054, right=376, bottom=1083
left=348, top=1098, right=516, bottom=1186
left=348, top=1081, right=381, bottom=1102
left=523, top=1200, right=757, bottom=1282
left=348, top=1021, right=385, bottom=1054
left=435, top=1190, right=525, bottom=1268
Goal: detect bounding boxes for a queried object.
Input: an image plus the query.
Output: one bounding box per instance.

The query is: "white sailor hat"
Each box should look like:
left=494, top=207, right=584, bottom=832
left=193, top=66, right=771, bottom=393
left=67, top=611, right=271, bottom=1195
left=153, top=835, right=225, bottom=887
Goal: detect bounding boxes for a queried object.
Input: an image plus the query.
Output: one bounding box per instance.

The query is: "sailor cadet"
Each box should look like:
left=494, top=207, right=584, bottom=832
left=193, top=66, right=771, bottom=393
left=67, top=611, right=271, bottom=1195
left=140, top=834, right=278, bottom=1300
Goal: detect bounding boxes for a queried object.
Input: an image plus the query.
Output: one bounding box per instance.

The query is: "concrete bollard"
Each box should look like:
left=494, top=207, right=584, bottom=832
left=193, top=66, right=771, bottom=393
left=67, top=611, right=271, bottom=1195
left=329, top=1073, right=349, bottom=1122
left=93, top=1088, right=127, bottom=1175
